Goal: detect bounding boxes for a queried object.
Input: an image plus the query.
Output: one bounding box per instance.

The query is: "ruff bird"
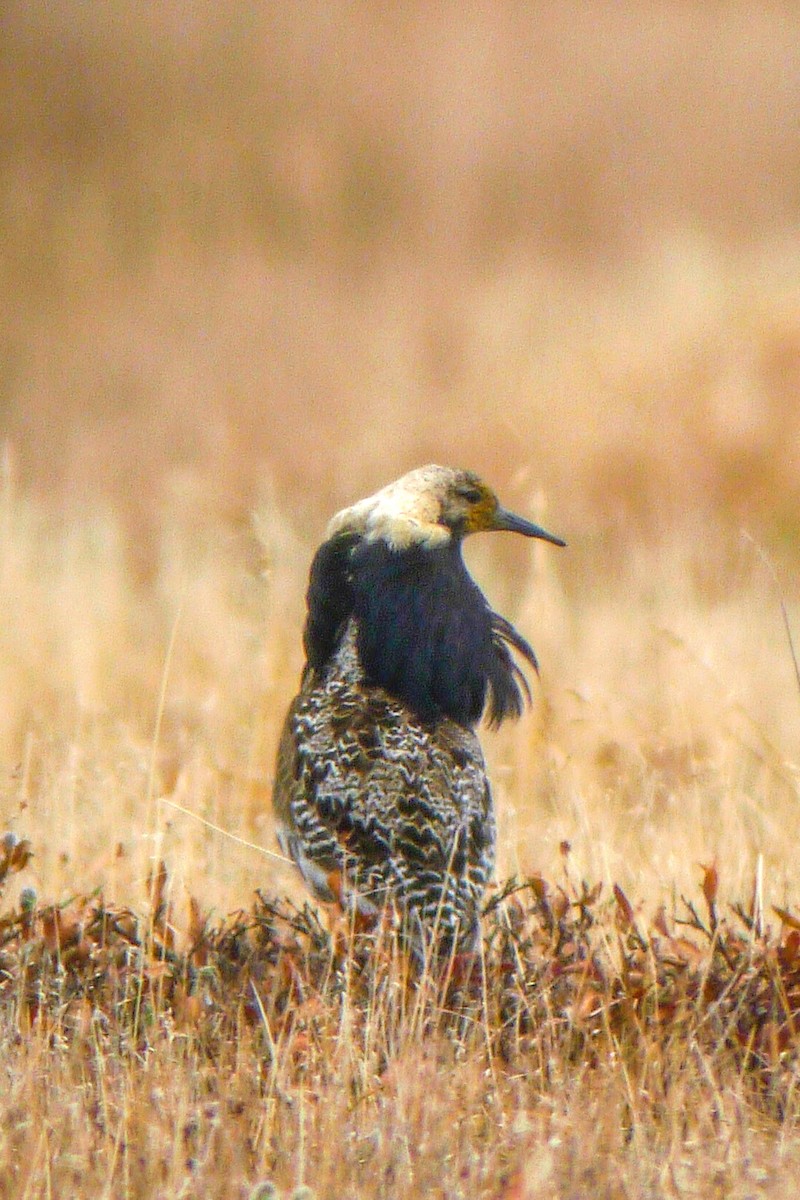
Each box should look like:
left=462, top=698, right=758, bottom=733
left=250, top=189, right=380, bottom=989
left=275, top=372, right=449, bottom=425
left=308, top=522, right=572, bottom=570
left=272, top=465, right=565, bottom=954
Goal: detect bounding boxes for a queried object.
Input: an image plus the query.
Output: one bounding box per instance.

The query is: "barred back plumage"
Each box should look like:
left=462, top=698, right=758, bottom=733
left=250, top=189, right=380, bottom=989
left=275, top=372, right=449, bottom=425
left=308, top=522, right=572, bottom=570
left=272, top=466, right=564, bottom=955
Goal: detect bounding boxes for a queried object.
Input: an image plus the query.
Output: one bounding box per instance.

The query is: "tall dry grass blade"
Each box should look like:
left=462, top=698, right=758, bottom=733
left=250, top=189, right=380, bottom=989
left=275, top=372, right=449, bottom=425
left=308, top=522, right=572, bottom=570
left=753, top=852, right=764, bottom=939
left=743, top=530, right=800, bottom=710
left=158, top=797, right=292, bottom=866
left=146, top=594, right=186, bottom=845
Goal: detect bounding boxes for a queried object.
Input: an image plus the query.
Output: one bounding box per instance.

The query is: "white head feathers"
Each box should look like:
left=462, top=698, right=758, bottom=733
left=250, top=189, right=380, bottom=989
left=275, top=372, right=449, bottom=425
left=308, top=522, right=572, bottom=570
left=326, top=464, right=459, bottom=550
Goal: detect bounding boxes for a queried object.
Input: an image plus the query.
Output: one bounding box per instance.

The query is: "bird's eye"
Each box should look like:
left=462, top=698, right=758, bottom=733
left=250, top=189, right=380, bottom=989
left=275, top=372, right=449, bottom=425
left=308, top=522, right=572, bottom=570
left=458, top=486, right=483, bottom=504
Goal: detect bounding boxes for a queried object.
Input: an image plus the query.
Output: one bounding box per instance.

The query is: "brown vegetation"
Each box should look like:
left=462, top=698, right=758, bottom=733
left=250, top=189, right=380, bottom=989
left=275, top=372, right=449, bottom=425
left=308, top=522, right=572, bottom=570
left=4, top=845, right=800, bottom=1198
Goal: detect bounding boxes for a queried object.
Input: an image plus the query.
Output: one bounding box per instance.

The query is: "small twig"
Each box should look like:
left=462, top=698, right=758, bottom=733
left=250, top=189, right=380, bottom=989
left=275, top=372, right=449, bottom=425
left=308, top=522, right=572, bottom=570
left=675, top=895, right=711, bottom=939
left=731, top=902, right=754, bottom=932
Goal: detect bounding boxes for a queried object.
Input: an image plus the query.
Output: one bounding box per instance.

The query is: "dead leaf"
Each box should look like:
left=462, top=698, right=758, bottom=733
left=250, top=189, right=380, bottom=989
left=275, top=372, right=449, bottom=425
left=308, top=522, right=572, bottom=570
left=774, top=905, right=800, bottom=932
left=613, top=884, right=635, bottom=927
left=701, top=862, right=719, bottom=914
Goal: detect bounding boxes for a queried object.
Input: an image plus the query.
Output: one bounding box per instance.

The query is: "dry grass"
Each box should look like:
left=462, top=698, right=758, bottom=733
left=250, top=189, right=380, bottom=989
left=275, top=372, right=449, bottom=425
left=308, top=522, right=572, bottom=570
left=5, top=843, right=800, bottom=1199
left=2, top=2, right=800, bottom=1196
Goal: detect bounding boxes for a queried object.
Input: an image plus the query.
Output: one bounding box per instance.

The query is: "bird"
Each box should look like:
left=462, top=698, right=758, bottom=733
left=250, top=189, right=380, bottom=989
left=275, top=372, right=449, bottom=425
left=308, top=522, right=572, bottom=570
left=272, top=465, right=565, bottom=957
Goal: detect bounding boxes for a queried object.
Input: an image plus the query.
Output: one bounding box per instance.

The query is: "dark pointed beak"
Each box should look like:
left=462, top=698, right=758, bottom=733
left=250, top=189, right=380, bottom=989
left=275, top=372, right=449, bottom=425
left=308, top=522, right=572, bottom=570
left=492, top=506, right=566, bottom=547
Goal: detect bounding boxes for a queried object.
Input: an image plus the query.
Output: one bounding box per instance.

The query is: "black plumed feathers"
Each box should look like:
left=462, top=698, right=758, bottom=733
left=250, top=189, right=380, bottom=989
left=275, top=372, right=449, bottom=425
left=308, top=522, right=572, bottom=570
left=303, top=531, right=358, bottom=673
left=302, top=533, right=538, bottom=728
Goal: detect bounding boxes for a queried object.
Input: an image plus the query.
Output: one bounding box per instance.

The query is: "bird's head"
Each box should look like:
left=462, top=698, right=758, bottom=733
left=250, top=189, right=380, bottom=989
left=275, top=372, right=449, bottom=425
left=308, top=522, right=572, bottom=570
left=327, top=465, right=566, bottom=551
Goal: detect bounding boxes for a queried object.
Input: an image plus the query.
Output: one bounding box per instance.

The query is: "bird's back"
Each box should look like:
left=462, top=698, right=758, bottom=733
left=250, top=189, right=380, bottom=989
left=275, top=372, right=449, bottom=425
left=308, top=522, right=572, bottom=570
left=273, top=624, right=495, bottom=952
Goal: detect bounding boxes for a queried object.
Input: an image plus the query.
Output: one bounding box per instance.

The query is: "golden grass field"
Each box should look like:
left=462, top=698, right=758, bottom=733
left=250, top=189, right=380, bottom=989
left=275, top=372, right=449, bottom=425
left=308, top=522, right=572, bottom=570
left=2, top=3, right=800, bottom=1196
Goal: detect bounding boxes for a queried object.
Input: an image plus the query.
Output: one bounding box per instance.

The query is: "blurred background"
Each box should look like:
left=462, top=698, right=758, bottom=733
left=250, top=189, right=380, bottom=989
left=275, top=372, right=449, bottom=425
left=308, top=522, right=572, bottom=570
left=2, top=0, right=800, bottom=554
left=1, top=1, right=800, bottom=911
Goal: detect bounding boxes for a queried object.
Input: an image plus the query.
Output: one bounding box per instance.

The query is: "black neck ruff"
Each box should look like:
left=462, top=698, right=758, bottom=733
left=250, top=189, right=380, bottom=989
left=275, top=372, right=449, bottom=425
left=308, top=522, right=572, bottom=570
left=304, top=533, right=537, bottom=728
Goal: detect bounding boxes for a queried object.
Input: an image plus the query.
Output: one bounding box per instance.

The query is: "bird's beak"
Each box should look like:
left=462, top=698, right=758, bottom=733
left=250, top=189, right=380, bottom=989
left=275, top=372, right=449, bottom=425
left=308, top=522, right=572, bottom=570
left=492, top=506, right=566, bottom=547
